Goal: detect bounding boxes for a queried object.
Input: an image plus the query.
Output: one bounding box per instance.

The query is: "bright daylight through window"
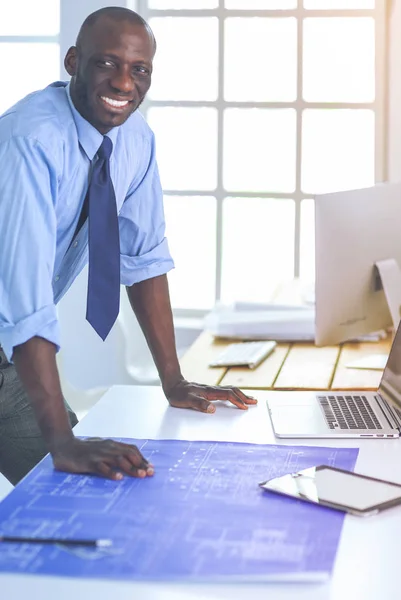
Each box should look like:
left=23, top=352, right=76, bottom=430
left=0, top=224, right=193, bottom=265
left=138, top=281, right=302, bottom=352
left=0, top=0, right=60, bottom=115
left=0, top=0, right=384, bottom=315
left=137, top=0, right=385, bottom=315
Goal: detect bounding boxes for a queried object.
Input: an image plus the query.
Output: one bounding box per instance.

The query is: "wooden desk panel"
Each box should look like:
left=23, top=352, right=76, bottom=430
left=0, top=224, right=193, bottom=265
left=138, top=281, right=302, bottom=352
left=273, top=343, right=339, bottom=390
left=331, top=339, right=390, bottom=390
left=219, top=343, right=290, bottom=389
left=179, top=332, right=392, bottom=391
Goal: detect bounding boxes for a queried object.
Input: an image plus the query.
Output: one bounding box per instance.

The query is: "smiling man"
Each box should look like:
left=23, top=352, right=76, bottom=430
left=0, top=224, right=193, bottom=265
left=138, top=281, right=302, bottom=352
left=67, top=9, right=155, bottom=131
left=0, top=7, right=256, bottom=486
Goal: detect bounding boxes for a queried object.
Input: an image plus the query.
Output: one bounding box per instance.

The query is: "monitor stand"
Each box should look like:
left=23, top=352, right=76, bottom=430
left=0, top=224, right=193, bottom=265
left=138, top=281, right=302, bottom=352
left=347, top=259, right=401, bottom=371
left=375, top=258, right=401, bottom=332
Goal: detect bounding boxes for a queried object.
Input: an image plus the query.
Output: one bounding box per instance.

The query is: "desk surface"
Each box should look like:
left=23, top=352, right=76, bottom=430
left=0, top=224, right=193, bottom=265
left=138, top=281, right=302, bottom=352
left=180, top=332, right=392, bottom=391
left=1, top=385, right=401, bottom=600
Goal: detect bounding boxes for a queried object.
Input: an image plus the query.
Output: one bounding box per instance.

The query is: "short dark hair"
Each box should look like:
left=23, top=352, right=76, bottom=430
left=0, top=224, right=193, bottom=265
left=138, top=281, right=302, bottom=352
left=76, top=6, right=156, bottom=52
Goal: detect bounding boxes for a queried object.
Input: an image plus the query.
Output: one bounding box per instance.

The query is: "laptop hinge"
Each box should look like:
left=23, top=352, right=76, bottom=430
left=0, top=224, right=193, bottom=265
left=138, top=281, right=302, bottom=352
left=377, top=394, right=401, bottom=430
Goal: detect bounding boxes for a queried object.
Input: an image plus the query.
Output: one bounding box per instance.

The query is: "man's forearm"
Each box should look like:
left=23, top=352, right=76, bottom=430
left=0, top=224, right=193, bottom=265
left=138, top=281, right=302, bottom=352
left=126, top=274, right=183, bottom=393
left=12, top=337, right=74, bottom=450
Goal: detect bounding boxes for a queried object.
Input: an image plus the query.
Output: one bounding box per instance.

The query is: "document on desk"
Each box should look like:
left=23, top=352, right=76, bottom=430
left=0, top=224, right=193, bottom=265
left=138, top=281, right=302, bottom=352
left=0, top=440, right=358, bottom=583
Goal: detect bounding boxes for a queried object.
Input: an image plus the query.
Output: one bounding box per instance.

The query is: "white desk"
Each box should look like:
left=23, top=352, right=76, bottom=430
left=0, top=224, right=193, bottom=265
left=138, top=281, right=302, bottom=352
left=2, top=385, right=401, bottom=600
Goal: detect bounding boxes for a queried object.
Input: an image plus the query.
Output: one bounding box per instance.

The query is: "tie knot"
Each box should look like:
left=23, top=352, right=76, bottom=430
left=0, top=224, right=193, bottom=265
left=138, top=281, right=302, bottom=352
left=97, top=136, right=113, bottom=160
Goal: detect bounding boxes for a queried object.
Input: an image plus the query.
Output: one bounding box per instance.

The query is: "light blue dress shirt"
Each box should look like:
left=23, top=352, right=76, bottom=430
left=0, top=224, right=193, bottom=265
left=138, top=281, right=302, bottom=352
left=0, top=81, right=174, bottom=361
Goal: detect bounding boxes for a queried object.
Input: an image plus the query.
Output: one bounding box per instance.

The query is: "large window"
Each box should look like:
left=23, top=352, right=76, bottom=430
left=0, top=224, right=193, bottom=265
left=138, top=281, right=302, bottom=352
left=136, top=0, right=387, bottom=313
left=0, top=1, right=386, bottom=314
left=0, top=0, right=60, bottom=115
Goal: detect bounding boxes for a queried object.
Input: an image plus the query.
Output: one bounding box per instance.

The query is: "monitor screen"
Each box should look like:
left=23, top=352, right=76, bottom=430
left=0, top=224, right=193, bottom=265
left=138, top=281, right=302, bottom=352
left=314, top=182, right=401, bottom=346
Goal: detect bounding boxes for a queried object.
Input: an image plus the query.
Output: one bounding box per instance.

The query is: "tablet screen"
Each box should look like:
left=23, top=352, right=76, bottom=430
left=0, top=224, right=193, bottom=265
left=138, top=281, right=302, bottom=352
left=261, top=466, right=401, bottom=512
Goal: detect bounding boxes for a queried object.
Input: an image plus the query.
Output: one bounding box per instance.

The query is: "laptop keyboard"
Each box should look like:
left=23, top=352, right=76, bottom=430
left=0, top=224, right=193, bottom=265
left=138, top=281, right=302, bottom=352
left=318, top=395, right=382, bottom=430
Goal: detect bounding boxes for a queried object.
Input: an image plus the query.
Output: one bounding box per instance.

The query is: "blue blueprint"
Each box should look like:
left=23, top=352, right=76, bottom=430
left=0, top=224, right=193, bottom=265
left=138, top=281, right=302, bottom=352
left=0, top=439, right=358, bottom=582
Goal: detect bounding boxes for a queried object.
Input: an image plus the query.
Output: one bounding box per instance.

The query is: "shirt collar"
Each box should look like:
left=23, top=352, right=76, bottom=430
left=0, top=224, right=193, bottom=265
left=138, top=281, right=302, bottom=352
left=65, top=82, right=119, bottom=161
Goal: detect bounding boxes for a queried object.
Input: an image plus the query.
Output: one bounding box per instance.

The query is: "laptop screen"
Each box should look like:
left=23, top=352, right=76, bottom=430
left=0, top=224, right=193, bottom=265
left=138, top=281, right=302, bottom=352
left=380, top=322, right=401, bottom=404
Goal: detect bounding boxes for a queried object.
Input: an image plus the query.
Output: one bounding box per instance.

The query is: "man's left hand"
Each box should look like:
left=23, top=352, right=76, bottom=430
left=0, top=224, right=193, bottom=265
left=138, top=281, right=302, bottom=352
left=165, top=380, right=258, bottom=413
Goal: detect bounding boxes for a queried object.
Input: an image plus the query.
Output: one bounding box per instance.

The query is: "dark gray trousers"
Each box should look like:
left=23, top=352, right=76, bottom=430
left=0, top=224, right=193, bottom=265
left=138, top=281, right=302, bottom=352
left=0, top=347, right=78, bottom=486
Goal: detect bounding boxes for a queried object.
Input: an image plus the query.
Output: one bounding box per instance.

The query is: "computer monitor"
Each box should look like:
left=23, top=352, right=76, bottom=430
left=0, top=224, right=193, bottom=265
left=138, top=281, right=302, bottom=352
left=314, top=182, right=401, bottom=346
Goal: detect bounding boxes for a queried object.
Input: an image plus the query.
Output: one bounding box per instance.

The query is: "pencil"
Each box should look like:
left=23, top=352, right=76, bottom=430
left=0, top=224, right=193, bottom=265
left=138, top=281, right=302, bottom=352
left=0, top=536, right=112, bottom=547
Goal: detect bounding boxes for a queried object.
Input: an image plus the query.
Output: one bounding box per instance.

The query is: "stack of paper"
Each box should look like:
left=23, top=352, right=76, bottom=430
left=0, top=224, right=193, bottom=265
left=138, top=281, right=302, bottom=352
left=204, top=303, right=316, bottom=341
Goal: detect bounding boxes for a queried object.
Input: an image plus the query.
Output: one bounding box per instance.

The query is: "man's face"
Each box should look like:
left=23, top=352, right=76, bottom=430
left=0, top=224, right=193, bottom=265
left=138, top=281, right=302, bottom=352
left=65, top=18, right=154, bottom=134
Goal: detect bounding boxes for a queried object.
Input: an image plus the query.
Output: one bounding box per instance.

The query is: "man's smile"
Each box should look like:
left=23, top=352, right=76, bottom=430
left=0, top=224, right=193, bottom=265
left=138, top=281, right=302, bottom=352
left=99, top=95, right=132, bottom=110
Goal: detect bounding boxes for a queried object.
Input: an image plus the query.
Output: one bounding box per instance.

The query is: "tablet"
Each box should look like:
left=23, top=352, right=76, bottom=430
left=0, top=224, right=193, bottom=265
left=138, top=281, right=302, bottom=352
left=259, top=465, right=401, bottom=517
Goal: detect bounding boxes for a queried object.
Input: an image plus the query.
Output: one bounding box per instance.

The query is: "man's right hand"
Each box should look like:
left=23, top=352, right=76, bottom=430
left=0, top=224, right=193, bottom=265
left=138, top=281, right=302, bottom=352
left=51, top=437, right=154, bottom=480
left=12, top=338, right=153, bottom=481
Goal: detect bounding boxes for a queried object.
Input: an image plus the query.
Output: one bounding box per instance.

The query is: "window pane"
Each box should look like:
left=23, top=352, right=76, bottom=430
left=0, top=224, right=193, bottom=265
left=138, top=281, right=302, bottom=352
left=225, top=18, right=297, bottom=102
left=149, top=0, right=218, bottom=7
left=149, top=18, right=218, bottom=101
left=164, top=196, right=216, bottom=309
left=300, top=199, right=315, bottom=284
left=304, top=0, right=374, bottom=8
left=222, top=198, right=295, bottom=303
left=303, top=18, right=375, bottom=103
left=147, top=108, right=217, bottom=190
left=301, top=109, right=375, bottom=194
left=0, top=44, right=60, bottom=115
left=0, top=0, right=59, bottom=35
left=226, top=0, right=297, bottom=8
left=223, top=109, right=296, bottom=192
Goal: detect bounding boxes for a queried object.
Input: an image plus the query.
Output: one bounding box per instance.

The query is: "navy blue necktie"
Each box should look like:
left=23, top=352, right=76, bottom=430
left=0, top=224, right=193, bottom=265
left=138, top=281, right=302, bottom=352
left=86, top=136, right=120, bottom=340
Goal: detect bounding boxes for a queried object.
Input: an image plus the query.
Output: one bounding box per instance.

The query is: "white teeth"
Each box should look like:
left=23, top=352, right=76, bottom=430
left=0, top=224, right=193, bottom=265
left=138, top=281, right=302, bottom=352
left=101, top=96, right=129, bottom=108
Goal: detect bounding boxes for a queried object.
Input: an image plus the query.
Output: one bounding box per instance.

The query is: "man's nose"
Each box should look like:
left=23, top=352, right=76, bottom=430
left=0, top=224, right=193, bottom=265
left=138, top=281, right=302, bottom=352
left=109, top=67, right=135, bottom=94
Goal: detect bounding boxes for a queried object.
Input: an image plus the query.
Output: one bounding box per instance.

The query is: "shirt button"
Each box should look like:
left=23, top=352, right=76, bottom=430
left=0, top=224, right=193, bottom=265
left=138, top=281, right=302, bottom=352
left=73, top=240, right=78, bottom=248
left=54, top=276, right=60, bottom=282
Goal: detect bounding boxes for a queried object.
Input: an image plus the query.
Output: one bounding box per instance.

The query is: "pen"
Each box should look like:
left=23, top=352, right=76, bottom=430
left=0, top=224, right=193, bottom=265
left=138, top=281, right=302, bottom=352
left=0, top=536, right=112, bottom=548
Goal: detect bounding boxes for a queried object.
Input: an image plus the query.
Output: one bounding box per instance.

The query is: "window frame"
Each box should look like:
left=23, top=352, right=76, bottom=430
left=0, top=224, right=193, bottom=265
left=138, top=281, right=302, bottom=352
left=134, top=0, right=388, bottom=317
left=2, top=0, right=387, bottom=317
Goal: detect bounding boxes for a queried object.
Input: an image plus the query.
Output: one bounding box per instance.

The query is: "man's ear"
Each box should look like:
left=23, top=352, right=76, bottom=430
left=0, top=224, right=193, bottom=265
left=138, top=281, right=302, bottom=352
left=64, top=46, right=78, bottom=76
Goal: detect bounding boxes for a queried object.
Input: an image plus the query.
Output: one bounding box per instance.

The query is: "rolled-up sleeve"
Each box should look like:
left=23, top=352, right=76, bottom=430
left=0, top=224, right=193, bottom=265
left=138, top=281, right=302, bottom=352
left=118, top=132, right=174, bottom=286
left=0, top=136, right=59, bottom=361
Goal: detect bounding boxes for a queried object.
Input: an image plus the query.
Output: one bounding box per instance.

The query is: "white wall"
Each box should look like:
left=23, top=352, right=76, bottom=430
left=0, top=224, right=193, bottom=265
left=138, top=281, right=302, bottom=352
left=57, top=270, right=144, bottom=389
left=388, top=0, right=401, bottom=180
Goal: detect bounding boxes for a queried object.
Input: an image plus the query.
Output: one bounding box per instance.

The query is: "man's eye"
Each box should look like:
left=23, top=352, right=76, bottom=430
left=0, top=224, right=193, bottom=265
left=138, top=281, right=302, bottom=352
left=134, top=66, right=150, bottom=76
left=98, top=60, right=114, bottom=68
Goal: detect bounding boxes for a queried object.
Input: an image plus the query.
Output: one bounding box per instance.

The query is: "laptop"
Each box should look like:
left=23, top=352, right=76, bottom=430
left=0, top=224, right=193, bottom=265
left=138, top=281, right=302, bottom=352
left=266, top=322, right=401, bottom=439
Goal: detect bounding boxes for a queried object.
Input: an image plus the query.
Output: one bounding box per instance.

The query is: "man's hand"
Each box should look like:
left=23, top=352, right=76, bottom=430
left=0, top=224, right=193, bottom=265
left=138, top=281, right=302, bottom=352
left=165, top=380, right=258, bottom=413
left=51, top=437, right=154, bottom=480
left=126, top=277, right=257, bottom=414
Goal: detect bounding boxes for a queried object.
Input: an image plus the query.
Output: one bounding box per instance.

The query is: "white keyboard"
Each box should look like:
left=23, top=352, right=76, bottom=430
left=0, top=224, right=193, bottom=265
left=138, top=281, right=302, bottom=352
left=209, top=340, right=277, bottom=369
